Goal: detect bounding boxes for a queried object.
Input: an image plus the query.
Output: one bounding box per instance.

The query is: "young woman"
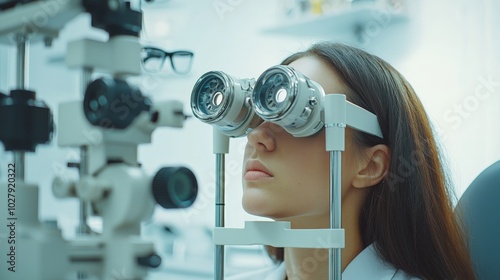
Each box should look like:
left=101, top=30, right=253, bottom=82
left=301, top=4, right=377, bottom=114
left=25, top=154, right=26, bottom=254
left=232, top=42, right=476, bottom=279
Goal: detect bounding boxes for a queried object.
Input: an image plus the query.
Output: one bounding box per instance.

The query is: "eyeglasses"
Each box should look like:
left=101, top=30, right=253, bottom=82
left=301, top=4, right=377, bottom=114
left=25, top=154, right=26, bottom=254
left=141, top=47, right=194, bottom=74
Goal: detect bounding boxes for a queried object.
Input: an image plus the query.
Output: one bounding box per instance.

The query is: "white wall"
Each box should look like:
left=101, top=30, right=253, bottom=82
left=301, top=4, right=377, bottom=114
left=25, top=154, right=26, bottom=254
left=1, top=0, right=499, bottom=235
left=395, top=0, right=500, bottom=203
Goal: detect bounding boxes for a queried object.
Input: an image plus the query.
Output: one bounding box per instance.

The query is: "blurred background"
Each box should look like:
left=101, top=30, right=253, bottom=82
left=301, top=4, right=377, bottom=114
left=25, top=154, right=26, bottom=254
left=0, top=0, right=499, bottom=278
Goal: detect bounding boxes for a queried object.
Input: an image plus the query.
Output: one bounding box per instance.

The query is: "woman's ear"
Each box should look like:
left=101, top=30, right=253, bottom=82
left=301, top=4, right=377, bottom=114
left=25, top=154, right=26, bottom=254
left=352, top=144, right=390, bottom=189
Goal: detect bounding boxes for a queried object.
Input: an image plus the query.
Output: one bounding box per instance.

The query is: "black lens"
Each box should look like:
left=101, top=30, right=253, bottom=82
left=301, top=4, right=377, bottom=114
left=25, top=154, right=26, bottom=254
left=152, top=167, right=198, bottom=209
left=83, top=77, right=151, bottom=129
left=171, top=51, right=193, bottom=74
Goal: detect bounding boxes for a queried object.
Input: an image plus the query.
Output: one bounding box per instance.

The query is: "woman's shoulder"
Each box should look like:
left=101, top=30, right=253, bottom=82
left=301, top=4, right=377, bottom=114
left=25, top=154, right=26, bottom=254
left=343, top=243, right=422, bottom=280
left=226, top=243, right=422, bottom=280
left=225, top=262, right=285, bottom=280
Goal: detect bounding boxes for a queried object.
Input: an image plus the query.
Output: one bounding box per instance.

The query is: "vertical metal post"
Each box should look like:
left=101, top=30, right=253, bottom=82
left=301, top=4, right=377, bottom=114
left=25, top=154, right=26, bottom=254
left=77, top=67, right=93, bottom=236
left=13, top=152, right=25, bottom=181
left=16, top=33, right=28, bottom=89
left=213, top=128, right=229, bottom=280
left=329, top=151, right=342, bottom=280
left=77, top=68, right=93, bottom=280
left=76, top=147, right=91, bottom=235
left=13, top=33, right=29, bottom=181
left=215, top=153, right=225, bottom=280
left=324, top=94, right=347, bottom=280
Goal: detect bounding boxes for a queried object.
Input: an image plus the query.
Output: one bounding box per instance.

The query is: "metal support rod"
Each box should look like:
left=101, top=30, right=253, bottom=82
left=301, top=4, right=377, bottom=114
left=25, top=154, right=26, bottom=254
left=13, top=33, right=29, bottom=181
left=13, top=152, right=25, bottom=180
left=77, top=68, right=93, bottom=280
left=215, top=153, right=225, bottom=280
left=329, top=151, right=342, bottom=280
left=77, top=67, right=93, bottom=236
left=77, top=147, right=91, bottom=235
left=16, top=33, right=28, bottom=89
left=76, top=146, right=90, bottom=280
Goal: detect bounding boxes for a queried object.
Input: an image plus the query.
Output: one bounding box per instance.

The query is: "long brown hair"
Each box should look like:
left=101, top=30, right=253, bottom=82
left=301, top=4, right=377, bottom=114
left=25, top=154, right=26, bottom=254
left=269, top=42, right=476, bottom=279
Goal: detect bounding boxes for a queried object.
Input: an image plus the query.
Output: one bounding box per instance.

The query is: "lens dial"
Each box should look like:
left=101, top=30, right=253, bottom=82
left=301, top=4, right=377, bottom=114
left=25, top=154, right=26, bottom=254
left=191, top=71, right=260, bottom=137
left=260, top=72, right=290, bottom=111
left=191, top=72, right=232, bottom=123
left=253, top=66, right=296, bottom=121
left=253, top=65, right=325, bottom=137
left=201, top=77, right=225, bottom=113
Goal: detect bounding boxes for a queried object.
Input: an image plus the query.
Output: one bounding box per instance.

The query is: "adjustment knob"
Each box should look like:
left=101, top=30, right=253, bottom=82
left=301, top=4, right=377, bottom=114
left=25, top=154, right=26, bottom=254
left=137, top=253, right=161, bottom=268
left=0, top=89, right=54, bottom=151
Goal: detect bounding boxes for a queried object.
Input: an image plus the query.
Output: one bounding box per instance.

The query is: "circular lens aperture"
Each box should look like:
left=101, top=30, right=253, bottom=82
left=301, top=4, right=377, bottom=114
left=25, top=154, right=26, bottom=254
left=191, top=71, right=262, bottom=137
left=212, top=91, right=224, bottom=107
left=253, top=65, right=326, bottom=137
left=253, top=66, right=297, bottom=122
left=259, top=72, right=290, bottom=111
left=200, top=76, right=225, bottom=114
left=276, top=88, right=288, bottom=103
left=191, top=72, right=231, bottom=122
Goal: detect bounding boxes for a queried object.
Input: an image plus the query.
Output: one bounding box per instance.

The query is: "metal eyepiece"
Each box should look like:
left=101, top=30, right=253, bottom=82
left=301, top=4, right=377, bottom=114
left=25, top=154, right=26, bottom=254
left=190, top=71, right=261, bottom=137
left=253, top=65, right=325, bottom=137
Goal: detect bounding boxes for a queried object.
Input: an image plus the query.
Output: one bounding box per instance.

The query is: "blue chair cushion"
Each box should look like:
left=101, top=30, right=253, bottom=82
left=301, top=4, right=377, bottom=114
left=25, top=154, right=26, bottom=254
left=456, top=161, right=500, bottom=280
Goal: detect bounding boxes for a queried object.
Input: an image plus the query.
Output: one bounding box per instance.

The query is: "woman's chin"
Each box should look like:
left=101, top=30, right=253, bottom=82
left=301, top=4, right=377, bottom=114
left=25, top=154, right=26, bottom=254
left=242, top=196, right=291, bottom=220
left=242, top=192, right=277, bottom=217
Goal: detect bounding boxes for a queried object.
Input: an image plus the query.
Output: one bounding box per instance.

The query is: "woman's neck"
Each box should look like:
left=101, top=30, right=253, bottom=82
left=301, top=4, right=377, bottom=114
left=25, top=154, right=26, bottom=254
left=282, top=188, right=367, bottom=279
left=283, top=220, right=363, bottom=279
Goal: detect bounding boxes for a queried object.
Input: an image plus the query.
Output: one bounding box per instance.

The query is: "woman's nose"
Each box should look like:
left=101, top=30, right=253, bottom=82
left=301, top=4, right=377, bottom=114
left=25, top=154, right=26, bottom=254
left=246, top=122, right=277, bottom=152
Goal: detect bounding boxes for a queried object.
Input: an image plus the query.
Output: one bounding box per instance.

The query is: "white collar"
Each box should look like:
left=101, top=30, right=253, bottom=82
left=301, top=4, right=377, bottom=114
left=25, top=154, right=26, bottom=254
left=265, top=243, right=399, bottom=280
left=226, top=242, right=403, bottom=280
left=342, top=243, right=398, bottom=280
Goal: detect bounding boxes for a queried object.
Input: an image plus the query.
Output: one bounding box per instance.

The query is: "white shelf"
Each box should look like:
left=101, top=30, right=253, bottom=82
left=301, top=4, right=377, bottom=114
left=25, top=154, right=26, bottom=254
left=262, top=3, right=408, bottom=38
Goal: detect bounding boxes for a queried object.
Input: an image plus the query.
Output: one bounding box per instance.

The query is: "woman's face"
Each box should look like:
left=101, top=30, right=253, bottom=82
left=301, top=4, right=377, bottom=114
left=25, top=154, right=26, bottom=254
left=242, top=56, right=362, bottom=221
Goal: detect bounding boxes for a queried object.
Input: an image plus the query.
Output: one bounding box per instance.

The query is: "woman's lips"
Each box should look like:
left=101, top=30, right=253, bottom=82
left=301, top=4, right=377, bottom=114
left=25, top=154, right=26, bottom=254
left=244, top=160, right=273, bottom=181
left=244, top=170, right=273, bottom=181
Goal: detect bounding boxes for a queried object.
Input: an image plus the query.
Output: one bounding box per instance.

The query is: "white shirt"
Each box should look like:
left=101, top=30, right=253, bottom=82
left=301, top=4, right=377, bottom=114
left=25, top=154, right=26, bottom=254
left=227, top=244, right=421, bottom=280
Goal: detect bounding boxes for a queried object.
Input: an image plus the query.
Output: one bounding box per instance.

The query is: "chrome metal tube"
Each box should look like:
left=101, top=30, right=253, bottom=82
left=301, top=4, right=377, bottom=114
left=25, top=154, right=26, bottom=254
left=77, top=68, right=93, bottom=279
left=215, top=153, right=225, bottom=280
left=77, top=68, right=93, bottom=236
left=329, top=151, right=342, bottom=280
left=16, top=33, right=28, bottom=89
left=13, top=33, right=29, bottom=181
left=13, top=152, right=25, bottom=181
left=77, top=146, right=91, bottom=235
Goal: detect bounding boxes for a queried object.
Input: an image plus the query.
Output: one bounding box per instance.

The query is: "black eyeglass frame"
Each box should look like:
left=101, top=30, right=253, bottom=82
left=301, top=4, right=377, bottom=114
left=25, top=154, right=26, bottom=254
left=141, top=46, right=194, bottom=74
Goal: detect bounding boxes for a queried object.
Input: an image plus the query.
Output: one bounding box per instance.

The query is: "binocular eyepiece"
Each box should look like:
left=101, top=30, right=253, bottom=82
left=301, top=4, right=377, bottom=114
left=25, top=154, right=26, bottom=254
left=190, top=71, right=261, bottom=137
left=191, top=65, right=325, bottom=138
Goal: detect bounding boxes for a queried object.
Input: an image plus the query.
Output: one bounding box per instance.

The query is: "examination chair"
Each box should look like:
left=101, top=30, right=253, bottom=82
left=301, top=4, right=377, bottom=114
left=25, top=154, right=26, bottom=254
left=456, top=160, right=500, bottom=280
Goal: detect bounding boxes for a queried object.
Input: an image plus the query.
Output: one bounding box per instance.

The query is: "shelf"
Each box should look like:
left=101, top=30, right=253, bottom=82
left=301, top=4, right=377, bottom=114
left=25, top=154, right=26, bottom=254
left=262, top=3, right=408, bottom=38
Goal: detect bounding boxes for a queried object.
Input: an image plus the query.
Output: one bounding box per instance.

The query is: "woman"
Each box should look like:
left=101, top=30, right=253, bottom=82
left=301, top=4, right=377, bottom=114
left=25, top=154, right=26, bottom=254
left=232, top=42, right=476, bottom=279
